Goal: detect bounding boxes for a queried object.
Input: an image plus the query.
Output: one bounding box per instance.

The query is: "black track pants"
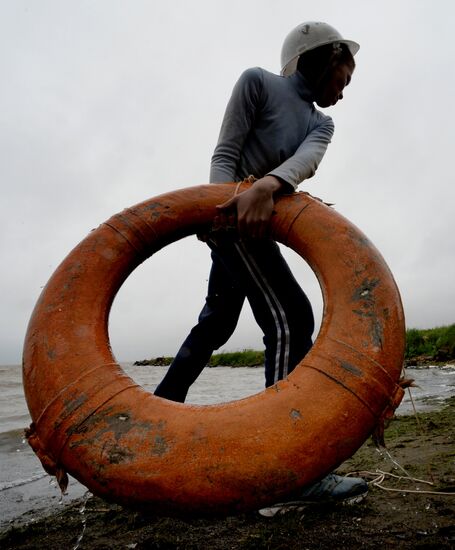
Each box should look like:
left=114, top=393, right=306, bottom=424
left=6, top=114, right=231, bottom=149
left=154, top=237, right=314, bottom=402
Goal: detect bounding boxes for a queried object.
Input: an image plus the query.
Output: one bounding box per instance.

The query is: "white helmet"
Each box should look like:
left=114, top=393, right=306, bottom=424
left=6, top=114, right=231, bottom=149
left=281, top=21, right=360, bottom=77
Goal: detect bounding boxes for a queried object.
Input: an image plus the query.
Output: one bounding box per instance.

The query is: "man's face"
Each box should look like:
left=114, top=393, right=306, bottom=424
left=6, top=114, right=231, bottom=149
left=315, top=63, right=354, bottom=108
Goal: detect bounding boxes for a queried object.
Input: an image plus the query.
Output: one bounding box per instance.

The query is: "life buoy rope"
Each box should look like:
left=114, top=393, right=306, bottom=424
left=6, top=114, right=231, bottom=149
left=23, top=182, right=406, bottom=515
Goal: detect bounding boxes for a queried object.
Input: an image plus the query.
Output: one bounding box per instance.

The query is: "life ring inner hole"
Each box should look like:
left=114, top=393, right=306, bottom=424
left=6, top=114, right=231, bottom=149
left=108, top=234, right=323, bottom=405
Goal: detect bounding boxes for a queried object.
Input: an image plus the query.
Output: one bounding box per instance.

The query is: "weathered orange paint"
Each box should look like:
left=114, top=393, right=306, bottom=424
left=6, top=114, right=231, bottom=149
left=23, top=183, right=405, bottom=515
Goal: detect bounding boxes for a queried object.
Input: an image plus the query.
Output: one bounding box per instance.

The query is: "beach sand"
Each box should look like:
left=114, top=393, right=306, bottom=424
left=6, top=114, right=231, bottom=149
left=1, top=397, right=454, bottom=549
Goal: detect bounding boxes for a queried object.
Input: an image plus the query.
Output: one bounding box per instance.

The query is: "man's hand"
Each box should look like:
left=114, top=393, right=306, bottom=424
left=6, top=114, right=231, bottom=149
left=216, top=176, right=284, bottom=239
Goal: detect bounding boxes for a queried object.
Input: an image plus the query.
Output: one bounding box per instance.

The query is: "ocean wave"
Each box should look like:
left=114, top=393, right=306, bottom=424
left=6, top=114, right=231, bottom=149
left=0, top=471, right=49, bottom=492
left=0, top=427, right=29, bottom=454
left=0, top=425, right=28, bottom=439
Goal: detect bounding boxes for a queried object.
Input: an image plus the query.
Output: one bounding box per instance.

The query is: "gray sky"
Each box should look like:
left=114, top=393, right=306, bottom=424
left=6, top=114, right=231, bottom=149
left=1, top=0, right=454, bottom=364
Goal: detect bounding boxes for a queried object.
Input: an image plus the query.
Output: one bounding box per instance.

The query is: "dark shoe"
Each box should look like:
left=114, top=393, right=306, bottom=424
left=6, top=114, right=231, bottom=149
left=258, top=474, right=368, bottom=517
left=300, top=473, right=368, bottom=502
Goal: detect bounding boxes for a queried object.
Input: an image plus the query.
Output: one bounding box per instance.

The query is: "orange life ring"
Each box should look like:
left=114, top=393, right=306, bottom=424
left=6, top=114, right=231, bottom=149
left=23, top=183, right=405, bottom=515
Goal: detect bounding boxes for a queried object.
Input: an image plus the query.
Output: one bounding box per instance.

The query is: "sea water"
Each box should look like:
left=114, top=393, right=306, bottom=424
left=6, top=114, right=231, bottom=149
left=1, top=362, right=454, bottom=528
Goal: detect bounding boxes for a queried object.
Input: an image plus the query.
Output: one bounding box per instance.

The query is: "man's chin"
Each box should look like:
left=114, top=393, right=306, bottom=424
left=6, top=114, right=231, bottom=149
left=316, top=100, right=330, bottom=108
left=316, top=98, right=337, bottom=108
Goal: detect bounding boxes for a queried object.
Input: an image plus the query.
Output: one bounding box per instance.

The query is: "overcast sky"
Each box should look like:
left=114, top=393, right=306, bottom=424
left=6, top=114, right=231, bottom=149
left=1, top=0, right=454, bottom=365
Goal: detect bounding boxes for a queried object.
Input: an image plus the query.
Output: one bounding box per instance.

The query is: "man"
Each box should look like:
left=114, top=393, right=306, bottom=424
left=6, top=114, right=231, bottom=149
left=155, top=21, right=368, bottom=502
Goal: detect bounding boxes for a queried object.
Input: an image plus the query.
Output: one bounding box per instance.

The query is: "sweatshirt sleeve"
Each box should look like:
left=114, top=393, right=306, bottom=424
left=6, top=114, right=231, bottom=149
left=268, top=113, right=334, bottom=191
left=209, top=68, right=263, bottom=183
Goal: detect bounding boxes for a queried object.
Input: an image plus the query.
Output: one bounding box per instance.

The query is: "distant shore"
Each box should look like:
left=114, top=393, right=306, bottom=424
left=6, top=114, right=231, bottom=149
left=134, top=349, right=265, bottom=367
left=134, top=355, right=455, bottom=369
left=2, top=397, right=454, bottom=548
left=135, top=324, right=455, bottom=368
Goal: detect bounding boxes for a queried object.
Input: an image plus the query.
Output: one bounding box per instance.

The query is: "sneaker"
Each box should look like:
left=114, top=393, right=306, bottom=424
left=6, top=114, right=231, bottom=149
left=300, top=473, right=368, bottom=502
left=258, top=473, right=368, bottom=517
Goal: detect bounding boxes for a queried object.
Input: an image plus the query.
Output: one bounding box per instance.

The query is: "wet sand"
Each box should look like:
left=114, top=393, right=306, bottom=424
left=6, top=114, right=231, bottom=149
left=1, top=397, right=454, bottom=549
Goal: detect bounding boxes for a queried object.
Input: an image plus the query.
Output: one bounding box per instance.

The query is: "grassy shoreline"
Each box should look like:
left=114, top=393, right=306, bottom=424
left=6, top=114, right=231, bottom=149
left=135, top=324, right=455, bottom=367
left=2, top=397, right=454, bottom=549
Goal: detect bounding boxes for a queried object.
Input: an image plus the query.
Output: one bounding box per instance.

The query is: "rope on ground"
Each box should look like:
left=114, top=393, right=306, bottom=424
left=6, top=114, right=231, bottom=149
left=347, top=368, right=454, bottom=497
left=346, top=470, right=455, bottom=496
